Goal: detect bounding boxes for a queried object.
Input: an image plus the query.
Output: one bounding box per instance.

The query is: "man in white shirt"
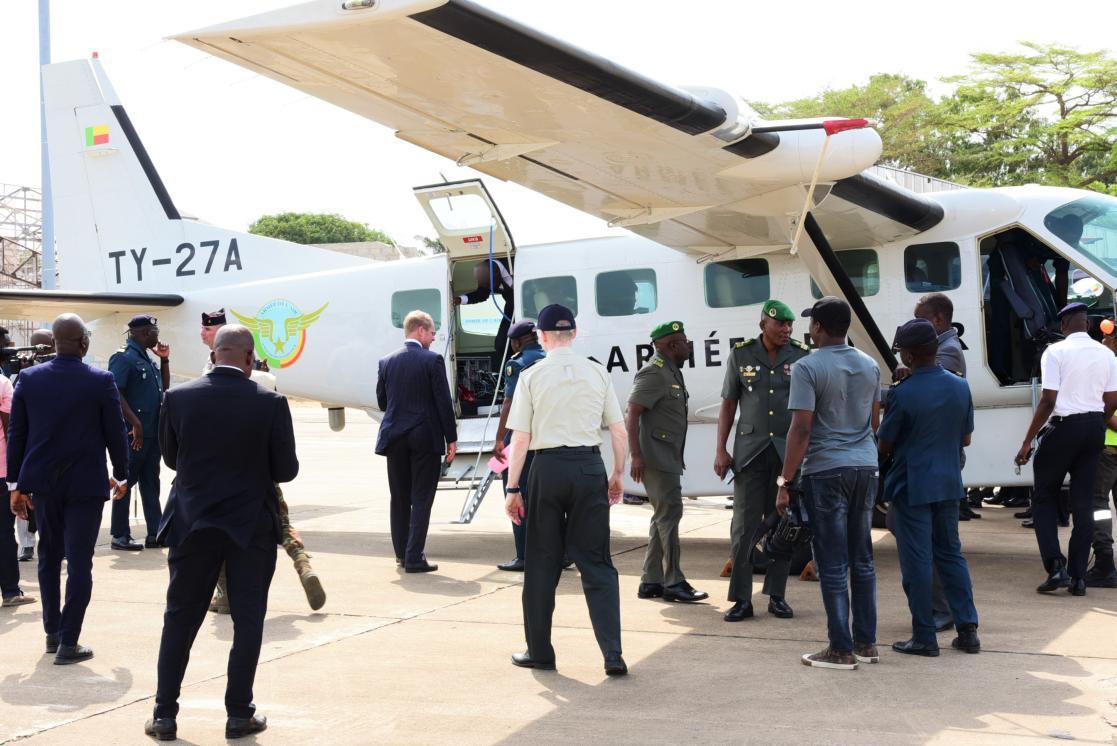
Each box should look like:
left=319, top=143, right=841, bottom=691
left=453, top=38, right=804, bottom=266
left=1015, top=303, right=1117, bottom=596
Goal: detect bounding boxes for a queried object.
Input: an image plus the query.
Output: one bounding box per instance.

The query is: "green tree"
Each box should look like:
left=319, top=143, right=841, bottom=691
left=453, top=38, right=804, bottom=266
left=414, top=234, right=446, bottom=253
left=248, top=212, right=395, bottom=245
left=751, top=74, right=943, bottom=174
left=938, top=42, right=1117, bottom=193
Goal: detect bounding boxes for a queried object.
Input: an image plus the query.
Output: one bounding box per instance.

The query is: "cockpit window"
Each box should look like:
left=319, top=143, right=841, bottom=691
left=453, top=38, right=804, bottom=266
left=1045, top=195, right=1117, bottom=275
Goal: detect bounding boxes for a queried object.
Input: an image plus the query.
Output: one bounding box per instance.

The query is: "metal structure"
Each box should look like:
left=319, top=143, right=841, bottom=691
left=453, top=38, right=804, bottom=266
left=0, top=184, right=45, bottom=343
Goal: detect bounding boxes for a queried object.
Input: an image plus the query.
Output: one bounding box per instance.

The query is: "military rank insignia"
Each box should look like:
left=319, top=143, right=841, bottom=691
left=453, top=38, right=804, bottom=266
left=506, top=365, right=514, bottom=376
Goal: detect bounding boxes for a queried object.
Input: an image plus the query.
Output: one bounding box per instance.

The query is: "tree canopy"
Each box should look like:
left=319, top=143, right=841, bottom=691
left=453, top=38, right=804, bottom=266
left=750, top=42, right=1117, bottom=195
left=248, top=212, right=395, bottom=245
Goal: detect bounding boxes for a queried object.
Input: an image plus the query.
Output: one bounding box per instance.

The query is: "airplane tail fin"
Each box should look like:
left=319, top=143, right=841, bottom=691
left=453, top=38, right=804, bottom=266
left=42, top=58, right=366, bottom=294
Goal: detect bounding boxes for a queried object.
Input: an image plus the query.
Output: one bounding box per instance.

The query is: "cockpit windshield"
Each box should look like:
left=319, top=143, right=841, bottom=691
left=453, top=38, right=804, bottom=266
left=1044, top=194, right=1117, bottom=277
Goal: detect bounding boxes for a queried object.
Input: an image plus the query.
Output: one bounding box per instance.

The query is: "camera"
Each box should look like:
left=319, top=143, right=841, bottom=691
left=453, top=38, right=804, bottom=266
left=2, top=345, right=55, bottom=377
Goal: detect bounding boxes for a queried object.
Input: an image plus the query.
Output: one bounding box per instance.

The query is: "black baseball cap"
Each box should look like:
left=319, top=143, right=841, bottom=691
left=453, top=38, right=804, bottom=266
left=801, top=296, right=851, bottom=331
left=537, top=304, right=576, bottom=332
left=892, top=318, right=938, bottom=350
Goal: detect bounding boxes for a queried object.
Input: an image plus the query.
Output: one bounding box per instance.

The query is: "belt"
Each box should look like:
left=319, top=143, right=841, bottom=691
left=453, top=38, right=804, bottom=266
left=531, top=446, right=600, bottom=455
left=1050, top=412, right=1104, bottom=424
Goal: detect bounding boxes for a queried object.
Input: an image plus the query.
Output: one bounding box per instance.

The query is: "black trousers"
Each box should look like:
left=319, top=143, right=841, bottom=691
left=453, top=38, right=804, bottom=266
left=728, top=445, right=790, bottom=602
left=155, top=516, right=277, bottom=719
left=32, top=493, right=104, bottom=645
left=523, top=448, right=621, bottom=662
left=1033, top=414, right=1105, bottom=579
left=386, top=427, right=441, bottom=565
left=112, top=436, right=162, bottom=539
left=0, top=485, right=23, bottom=598
left=502, top=451, right=535, bottom=560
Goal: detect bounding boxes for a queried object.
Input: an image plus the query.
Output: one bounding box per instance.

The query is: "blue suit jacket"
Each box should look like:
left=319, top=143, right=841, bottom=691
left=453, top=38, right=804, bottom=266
left=7, top=355, right=130, bottom=499
left=158, top=367, right=299, bottom=548
left=375, top=341, right=457, bottom=455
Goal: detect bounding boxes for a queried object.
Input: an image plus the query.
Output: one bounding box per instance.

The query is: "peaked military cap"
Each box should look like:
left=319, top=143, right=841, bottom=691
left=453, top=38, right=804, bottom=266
left=507, top=320, right=536, bottom=340
left=1057, top=302, right=1088, bottom=319
left=127, top=314, right=157, bottom=330
left=650, top=320, right=684, bottom=341
left=761, top=299, right=795, bottom=322
left=892, top=318, right=937, bottom=350
left=202, top=308, right=227, bottom=327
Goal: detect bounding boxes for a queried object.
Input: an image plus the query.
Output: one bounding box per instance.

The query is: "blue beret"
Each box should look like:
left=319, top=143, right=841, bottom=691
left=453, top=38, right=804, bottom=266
left=537, top=304, right=576, bottom=332
left=507, top=320, right=536, bottom=340
left=127, top=314, right=157, bottom=329
left=892, top=318, right=937, bottom=350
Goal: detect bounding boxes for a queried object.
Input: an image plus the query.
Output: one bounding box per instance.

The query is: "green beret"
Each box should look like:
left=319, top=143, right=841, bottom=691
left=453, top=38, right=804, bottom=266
left=762, top=299, right=795, bottom=322
left=650, top=320, right=685, bottom=341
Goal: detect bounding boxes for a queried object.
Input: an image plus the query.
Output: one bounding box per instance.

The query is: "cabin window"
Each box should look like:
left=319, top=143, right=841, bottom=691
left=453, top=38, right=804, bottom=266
left=427, top=194, right=493, bottom=232
left=1045, top=194, right=1117, bottom=275
left=521, top=275, right=578, bottom=318
left=595, top=269, right=657, bottom=316
left=391, top=289, right=442, bottom=330
left=905, top=242, right=961, bottom=292
left=704, top=259, right=770, bottom=308
left=810, top=249, right=880, bottom=298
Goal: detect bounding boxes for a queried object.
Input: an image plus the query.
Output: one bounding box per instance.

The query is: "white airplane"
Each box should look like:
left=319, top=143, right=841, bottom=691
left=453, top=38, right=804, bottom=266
left=7, top=1, right=1117, bottom=511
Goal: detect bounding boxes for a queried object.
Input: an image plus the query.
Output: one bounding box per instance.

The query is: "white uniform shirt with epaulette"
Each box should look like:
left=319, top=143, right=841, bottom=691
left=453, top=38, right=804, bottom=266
left=506, top=346, right=624, bottom=450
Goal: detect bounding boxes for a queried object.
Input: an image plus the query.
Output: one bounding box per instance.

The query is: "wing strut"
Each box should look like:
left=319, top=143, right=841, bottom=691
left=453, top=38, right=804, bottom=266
left=803, top=213, right=898, bottom=374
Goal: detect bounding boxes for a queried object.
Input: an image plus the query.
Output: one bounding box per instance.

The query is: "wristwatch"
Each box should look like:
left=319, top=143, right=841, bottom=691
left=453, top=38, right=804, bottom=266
left=506, top=486, right=521, bottom=494
left=775, top=476, right=789, bottom=488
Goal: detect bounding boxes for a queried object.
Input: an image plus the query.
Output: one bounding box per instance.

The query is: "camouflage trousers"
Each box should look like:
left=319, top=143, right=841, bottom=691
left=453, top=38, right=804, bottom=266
left=212, top=486, right=310, bottom=608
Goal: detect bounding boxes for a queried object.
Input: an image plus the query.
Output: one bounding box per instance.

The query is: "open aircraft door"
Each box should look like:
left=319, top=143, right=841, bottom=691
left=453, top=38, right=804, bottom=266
left=413, top=179, right=516, bottom=524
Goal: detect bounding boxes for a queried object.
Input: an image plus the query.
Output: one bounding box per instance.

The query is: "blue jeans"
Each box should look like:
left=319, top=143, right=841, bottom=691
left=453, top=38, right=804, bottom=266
left=802, top=467, right=878, bottom=653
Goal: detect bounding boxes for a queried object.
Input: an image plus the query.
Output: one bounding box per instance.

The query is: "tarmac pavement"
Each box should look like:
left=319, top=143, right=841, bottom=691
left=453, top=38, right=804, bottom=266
left=2, top=404, right=1117, bottom=744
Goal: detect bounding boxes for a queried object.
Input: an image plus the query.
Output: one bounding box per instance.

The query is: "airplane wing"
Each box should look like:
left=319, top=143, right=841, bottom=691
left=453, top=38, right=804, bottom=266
left=172, top=0, right=943, bottom=257
left=0, top=289, right=183, bottom=322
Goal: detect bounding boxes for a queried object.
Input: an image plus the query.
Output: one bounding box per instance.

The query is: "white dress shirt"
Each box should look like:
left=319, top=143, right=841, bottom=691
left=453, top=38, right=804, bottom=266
left=1040, top=332, right=1117, bottom=416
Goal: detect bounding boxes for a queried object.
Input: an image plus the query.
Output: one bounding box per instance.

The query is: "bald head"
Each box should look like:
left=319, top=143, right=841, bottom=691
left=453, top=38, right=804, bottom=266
left=52, top=314, right=88, bottom=357
left=213, top=324, right=256, bottom=374
left=29, top=329, right=54, bottom=351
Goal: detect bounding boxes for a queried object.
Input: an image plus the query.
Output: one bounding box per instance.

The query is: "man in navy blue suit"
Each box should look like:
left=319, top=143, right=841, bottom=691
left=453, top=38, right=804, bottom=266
left=147, top=325, right=298, bottom=742
left=376, top=310, right=457, bottom=573
left=8, top=314, right=130, bottom=665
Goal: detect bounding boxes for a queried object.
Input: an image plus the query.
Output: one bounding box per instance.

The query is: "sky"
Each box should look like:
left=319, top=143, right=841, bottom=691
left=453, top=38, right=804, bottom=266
left=1, top=0, right=1116, bottom=248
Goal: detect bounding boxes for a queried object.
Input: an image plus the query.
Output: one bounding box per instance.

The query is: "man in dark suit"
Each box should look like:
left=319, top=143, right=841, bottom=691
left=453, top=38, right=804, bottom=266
left=376, top=310, right=457, bottom=573
left=146, top=325, right=298, bottom=742
left=7, top=314, right=130, bottom=664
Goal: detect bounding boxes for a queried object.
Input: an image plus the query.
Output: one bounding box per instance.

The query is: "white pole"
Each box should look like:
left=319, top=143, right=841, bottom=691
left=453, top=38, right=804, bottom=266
left=39, top=0, right=55, bottom=290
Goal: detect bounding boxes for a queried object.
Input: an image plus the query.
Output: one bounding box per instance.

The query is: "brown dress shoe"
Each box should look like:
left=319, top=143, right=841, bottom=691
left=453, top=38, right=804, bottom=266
left=800, top=561, right=819, bottom=582
left=720, top=559, right=733, bottom=578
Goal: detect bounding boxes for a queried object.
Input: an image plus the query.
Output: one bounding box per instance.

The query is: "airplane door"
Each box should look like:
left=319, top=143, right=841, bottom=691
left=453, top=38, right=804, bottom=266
left=412, top=179, right=516, bottom=260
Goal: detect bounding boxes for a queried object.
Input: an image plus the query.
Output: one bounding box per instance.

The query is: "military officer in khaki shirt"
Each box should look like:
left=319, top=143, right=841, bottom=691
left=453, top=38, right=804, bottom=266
left=626, top=321, right=708, bottom=604
left=715, top=299, right=809, bottom=622
left=504, top=304, right=630, bottom=676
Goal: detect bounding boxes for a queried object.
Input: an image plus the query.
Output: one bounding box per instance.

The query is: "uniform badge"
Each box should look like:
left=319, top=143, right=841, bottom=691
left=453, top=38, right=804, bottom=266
left=768, top=307, right=777, bottom=318
left=506, top=365, right=513, bottom=376
left=783, top=363, right=791, bottom=376
left=671, top=322, right=680, bottom=331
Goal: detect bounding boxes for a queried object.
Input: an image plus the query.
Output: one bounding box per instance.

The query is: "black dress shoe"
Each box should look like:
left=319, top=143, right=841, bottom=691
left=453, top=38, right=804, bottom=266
left=1037, top=560, right=1070, bottom=593
left=511, top=652, right=555, bottom=670
left=952, top=624, right=981, bottom=654
left=637, top=582, right=664, bottom=599
left=892, top=639, right=940, bottom=657
left=144, top=717, right=177, bottom=741
left=664, top=582, right=708, bottom=603
left=45, top=634, right=59, bottom=654
left=1085, top=562, right=1117, bottom=588
left=1014, top=509, right=1033, bottom=519
left=144, top=536, right=161, bottom=549
left=54, top=644, right=94, bottom=665
left=767, top=596, right=794, bottom=618
left=1002, top=492, right=1031, bottom=508
left=1058, top=517, right=1071, bottom=528
left=1068, top=578, right=1087, bottom=596
left=723, top=600, right=754, bottom=622
left=111, top=537, right=143, bottom=551
left=933, top=614, right=955, bottom=633
left=604, top=651, right=628, bottom=676
left=405, top=561, right=438, bottom=573
left=497, top=558, right=525, bottom=572
left=226, top=714, right=267, bottom=739
left=18, top=547, right=32, bottom=562
left=1021, top=518, right=1035, bottom=529
left=959, top=502, right=981, bottom=520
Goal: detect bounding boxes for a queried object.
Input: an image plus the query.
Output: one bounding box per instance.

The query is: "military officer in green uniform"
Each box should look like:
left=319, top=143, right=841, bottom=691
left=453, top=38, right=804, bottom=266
left=715, top=299, right=809, bottom=622
left=626, top=321, right=708, bottom=603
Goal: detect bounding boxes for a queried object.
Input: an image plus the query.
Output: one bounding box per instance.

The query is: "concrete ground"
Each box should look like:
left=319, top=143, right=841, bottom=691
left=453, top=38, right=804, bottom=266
left=2, top=405, right=1117, bottom=745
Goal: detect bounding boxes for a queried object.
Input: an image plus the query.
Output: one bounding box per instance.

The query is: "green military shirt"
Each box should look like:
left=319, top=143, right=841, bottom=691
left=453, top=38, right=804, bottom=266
left=628, top=350, right=688, bottom=475
left=722, top=337, right=809, bottom=470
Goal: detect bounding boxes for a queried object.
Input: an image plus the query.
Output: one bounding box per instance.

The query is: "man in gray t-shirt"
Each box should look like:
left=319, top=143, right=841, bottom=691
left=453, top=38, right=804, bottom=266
left=777, top=297, right=882, bottom=672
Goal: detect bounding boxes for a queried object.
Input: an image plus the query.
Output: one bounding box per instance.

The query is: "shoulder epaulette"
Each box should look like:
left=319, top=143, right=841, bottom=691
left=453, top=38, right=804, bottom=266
left=652, top=358, right=665, bottom=368
left=735, top=338, right=755, bottom=348
left=790, top=339, right=807, bottom=350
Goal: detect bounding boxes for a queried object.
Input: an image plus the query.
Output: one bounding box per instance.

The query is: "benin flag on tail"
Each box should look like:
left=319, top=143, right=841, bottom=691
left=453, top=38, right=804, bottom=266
left=84, top=124, right=109, bottom=146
